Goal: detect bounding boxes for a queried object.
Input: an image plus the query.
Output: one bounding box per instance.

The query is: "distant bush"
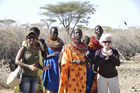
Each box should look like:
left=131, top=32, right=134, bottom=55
left=112, top=29, right=140, bottom=60
left=0, top=26, right=140, bottom=64
left=0, top=27, right=25, bottom=61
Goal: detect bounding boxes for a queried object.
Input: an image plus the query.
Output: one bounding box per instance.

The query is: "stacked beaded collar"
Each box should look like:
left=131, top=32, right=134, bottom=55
left=68, top=40, right=88, bottom=55
left=46, top=36, right=63, bottom=51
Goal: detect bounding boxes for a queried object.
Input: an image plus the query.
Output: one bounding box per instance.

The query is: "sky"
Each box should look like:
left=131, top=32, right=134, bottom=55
left=0, top=0, right=140, bottom=29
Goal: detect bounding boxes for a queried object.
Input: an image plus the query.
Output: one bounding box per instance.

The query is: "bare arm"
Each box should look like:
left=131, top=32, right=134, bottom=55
left=37, top=63, right=50, bottom=70
left=15, top=47, right=29, bottom=68
left=15, top=46, right=37, bottom=71
left=46, top=52, right=60, bottom=59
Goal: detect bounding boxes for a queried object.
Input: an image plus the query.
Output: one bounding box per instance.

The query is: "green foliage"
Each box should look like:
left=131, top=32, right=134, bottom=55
left=40, top=1, right=96, bottom=35
left=30, top=23, right=45, bottom=28
left=103, top=26, right=113, bottom=32
left=76, top=24, right=88, bottom=29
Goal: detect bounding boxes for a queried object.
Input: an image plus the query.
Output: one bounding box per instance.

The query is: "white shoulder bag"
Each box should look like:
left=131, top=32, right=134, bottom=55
left=7, top=66, right=22, bottom=87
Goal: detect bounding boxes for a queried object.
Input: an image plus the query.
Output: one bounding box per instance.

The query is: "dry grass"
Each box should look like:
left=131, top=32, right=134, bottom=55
left=0, top=26, right=140, bottom=65
left=112, top=29, right=140, bottom=59
left=0, top=25, right=140, bottom=93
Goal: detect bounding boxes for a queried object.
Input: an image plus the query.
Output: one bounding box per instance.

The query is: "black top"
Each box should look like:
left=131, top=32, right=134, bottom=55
left=95, top=48, right=120, bottom=78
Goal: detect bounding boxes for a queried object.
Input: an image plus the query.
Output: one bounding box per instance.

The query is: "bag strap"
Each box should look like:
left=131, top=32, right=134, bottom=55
left=21, top=46, right=27, bottom=62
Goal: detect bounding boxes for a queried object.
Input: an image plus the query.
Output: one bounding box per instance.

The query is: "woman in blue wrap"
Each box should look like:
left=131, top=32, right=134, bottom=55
left=43, top=27, right=63, bottom=93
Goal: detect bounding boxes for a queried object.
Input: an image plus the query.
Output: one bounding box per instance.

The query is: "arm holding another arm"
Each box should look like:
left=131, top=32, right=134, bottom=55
left=15, top=47, right=38, bottom=72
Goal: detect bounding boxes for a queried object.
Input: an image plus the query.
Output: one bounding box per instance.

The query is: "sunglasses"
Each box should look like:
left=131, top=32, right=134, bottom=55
left=102, top=41, right=111, bottom=43
left=27, top=35, right=36, bottom=39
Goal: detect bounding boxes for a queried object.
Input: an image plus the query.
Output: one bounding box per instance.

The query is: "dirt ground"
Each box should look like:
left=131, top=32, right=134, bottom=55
left=0, top=89, right=14, bottom=93
left=0, top=60, right=140, bottom=93
left=118, top=60, right=140, bottom=93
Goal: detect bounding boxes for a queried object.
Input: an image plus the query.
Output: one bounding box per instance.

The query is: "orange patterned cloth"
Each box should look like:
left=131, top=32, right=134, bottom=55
left=58, top=41, right=88, bottom=93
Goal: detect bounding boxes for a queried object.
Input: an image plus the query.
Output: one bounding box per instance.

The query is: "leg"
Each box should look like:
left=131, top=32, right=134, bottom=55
left=97, top=74, right=108, bottom=93
left=108, top=76, right=120, bottom=93
left=30, top=76, right=38, bottom=93
left=20, top=76, right=31, bottom=93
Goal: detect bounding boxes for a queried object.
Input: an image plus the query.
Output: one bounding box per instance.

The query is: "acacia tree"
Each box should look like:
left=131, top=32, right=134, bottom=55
left=41, top=19, right=56, bottom=29
left=103, top=26, right=113, bottom=32
left=0, top=19, right=16, bottom=27
left=77, top=24, right=88, bottom=29
left=40, top=1, right=96, bottom=35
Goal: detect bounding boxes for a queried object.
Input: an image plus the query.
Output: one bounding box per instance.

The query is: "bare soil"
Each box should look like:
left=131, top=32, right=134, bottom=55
left=0, top=60, right=140, bottom=93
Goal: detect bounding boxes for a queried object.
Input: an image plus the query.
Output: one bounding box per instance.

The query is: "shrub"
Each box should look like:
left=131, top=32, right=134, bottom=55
left=0, top=26, right=140, bottom=64
left=112, top=29, right=140, bottom=60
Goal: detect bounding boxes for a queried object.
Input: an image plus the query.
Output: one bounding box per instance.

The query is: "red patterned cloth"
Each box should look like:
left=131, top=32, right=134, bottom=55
left=89, top=36, right=102, bottom=50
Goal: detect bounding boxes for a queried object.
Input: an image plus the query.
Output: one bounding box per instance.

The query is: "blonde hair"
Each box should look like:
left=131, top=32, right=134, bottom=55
left=99, top=33, right=113, bottom=46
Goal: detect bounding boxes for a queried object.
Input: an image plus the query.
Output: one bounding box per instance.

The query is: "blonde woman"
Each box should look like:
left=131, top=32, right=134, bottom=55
left=95, top=33, right=120, bottom=93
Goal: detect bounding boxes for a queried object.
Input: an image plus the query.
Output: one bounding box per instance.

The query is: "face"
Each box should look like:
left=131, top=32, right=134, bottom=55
left=50, top=28, right=58, bottom=40
left=102, top=37, right=111, bottom=49
left=26, top=34, right=37, bottom=46
left=70, top=32, right=75, bottom=40
left=82, top=36, right=90, bottom=45
left=95, top=26, right=103, bottom=38
left=74, top=29, right=83, bottom=42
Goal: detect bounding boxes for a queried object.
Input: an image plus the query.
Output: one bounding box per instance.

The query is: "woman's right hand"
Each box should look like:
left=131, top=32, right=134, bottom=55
left=28, top=64, right=38, bottom=72
left=108, top=49, right=113, bottom=56
left=43, top=64, right=51, bottom=70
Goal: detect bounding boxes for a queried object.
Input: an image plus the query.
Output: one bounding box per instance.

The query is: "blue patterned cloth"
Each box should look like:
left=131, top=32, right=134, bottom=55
left=42, top=43, right=60, bottom=93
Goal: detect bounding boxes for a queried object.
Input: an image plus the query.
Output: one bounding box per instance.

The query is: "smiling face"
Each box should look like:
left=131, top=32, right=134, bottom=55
left=26, top=33, right=37, bottom=46
left=95, top=25, right=103, bottom=39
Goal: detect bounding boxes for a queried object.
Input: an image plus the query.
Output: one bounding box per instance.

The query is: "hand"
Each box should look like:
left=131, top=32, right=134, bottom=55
left=52, top=52, right=60, bottom=57
left=72, top=60, right=81, bottom=64
left=43, top=64, right=51, bottom=70
left=28, top=64, right=38, bottom=72
left=108, top=49, right=113, bottom=56
left=105, top=55, right=109, bottom=60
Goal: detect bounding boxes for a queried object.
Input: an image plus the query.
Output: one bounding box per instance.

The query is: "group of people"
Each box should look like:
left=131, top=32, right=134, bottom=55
left=15, top=25, right=120, bottom=93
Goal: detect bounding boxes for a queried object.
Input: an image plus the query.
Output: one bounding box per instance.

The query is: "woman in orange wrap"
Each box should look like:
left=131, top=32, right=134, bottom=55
left=58, top=29, right=88, bottom=93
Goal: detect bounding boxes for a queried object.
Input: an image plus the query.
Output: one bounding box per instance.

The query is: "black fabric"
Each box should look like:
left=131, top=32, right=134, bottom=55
left=95, top=48, right=120, bottom=78
left=84, top=47, right=95, bottom=65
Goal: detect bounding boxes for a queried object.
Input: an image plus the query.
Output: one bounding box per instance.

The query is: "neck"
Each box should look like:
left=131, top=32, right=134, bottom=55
left=75, top=39, right=81, bottom=44
left=103, top=47, right=110, bottom=51
left=96, top=36, right=100, bottom=40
